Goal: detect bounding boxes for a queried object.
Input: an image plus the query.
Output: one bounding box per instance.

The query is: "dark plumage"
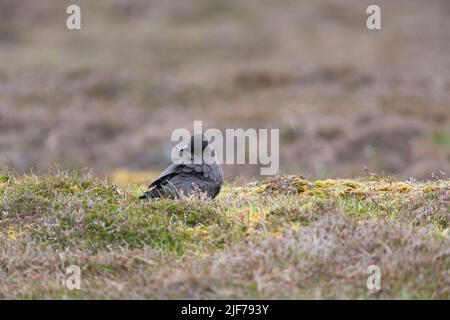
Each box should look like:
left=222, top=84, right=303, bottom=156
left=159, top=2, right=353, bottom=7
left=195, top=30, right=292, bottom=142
left=140, top=134, right=223, bottom=200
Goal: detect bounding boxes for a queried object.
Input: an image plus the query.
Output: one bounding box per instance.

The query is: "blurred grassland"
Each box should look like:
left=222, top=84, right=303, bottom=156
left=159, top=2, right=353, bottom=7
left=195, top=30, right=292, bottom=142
left=0, top=0, right=449, bottom=180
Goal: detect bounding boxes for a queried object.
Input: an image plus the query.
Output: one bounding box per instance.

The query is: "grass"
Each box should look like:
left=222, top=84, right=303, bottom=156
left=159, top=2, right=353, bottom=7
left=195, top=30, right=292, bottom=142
left=432, top=128, right=450, bottom=149
left=1, top=0, right=449, bottom=180
left=0, top=171, right=448, bottom=299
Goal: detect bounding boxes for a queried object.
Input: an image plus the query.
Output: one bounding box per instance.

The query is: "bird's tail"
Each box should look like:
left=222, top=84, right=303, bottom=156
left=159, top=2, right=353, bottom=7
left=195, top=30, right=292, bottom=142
left=139, top=193, right=150, bottom=200
left=139, top=185, right=178, bottom=200
left=139, top=189, right=161, bottom=200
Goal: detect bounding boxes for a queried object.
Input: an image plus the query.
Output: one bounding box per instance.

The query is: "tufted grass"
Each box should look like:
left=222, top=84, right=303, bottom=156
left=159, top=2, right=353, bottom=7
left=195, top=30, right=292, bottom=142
left=0, top=171, right=448, bottom=299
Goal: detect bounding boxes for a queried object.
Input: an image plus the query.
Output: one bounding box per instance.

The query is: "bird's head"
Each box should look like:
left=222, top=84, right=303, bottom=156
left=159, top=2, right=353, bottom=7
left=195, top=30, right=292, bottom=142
left=180, top=134, right=216, bottom=164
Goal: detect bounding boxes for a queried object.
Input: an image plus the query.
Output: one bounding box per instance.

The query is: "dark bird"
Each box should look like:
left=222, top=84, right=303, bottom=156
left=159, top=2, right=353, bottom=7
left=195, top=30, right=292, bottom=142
left=140, top=134, right=223, bottom=200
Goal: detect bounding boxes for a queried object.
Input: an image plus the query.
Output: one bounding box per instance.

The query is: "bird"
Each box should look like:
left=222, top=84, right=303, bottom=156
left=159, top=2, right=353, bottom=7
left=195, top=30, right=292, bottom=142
left=139, top=134, right=223, bottom=200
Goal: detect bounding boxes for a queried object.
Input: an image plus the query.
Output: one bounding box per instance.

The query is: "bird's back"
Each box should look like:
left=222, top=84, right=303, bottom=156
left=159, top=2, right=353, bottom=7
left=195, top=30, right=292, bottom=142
left=140, top=162, right=223, bottom=199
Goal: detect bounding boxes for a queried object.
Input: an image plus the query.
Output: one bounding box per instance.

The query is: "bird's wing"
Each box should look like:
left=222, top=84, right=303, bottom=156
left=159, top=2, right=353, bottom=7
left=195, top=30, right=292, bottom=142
left=144, top=163, right=223, bottom=199
left=209, top=163, right=224, bottom=184
left=148, top=163, right=207, bottom=187
left=165, top=171, right=221, bottom=198
left=148, top=163, right=182, bottom=188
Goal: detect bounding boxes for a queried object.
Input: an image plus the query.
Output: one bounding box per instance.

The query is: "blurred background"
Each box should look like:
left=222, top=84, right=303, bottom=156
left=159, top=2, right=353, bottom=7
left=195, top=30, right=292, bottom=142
left=0, top=0, right=449, bottom=183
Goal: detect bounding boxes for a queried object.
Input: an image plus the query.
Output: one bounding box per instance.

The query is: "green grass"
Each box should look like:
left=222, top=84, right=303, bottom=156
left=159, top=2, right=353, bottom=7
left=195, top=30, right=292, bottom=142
left=432, top=128, right=450, bottom=149
left=0, top=171, right=448, bottom=299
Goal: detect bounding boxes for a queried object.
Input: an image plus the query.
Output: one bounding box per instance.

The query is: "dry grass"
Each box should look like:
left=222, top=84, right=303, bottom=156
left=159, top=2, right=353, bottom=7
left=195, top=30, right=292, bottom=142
left=0, top=172, right=448, bottom=299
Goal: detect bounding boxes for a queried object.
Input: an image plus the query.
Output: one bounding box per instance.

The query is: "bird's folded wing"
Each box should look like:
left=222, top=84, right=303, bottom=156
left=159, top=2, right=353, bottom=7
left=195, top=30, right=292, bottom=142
left=148, top=163, right=208, bottom=188
left=166, top=172, right=221, bottom=198
left=149, top=163, right=182, bottom=187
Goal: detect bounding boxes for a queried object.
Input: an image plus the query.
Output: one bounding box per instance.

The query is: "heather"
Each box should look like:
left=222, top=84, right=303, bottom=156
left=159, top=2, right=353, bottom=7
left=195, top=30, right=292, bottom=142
left=0, top=172, right=448, bottom=299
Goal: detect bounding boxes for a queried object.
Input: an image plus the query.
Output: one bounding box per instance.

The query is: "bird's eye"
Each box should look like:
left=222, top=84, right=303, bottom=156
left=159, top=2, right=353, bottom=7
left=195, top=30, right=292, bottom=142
left=179, top=145, right=188, bottom=153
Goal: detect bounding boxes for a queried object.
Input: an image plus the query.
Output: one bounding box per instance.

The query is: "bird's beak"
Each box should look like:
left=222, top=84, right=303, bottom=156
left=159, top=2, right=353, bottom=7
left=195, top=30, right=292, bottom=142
left=177, top=145, right=188, bottom=152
